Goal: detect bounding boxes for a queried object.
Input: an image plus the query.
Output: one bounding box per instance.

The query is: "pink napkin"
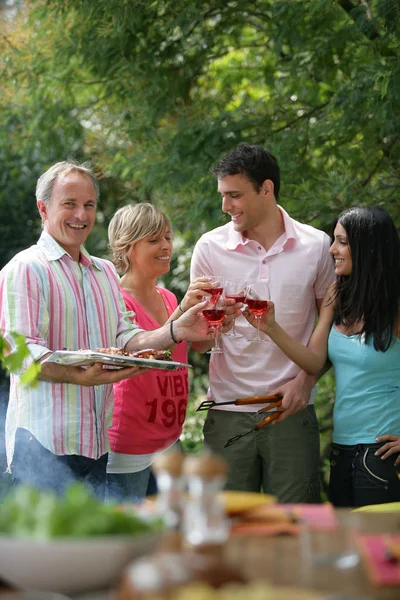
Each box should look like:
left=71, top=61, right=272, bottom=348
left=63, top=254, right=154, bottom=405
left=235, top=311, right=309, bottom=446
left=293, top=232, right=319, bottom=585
left=285, top=503, right=338, bottom=531
left=359, top=535, right=400, bottom=587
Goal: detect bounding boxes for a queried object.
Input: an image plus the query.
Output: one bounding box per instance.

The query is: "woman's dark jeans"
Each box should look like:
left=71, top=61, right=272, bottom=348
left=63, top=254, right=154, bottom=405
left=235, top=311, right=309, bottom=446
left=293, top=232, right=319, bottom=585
left=11, top=428, right=108, bottom=500
left=329, top=442, right=400, bottom=508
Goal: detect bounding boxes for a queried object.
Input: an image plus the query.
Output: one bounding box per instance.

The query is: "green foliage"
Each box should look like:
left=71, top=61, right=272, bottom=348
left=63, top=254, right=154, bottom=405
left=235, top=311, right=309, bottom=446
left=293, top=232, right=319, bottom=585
left=0, top=333, right=40, bottom=386
left=0, top=483, right=161, bottom=538
left=1, top=0, right=398, bottom=257
left=315, top=368, right=336, bottom=496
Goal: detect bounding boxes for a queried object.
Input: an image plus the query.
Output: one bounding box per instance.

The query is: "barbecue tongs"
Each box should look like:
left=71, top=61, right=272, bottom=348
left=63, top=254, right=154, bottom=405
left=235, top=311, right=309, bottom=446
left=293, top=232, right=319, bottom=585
left=224, top=408, right=282, bottom=448
left=196, top=392, right=282, bottom=412
left=206, top=392, right=284, bottom=448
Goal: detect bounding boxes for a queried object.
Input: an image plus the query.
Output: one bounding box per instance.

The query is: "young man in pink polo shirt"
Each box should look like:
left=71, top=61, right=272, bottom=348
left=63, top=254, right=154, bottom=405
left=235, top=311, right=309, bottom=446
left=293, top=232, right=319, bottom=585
left=191, top=143, right=335, bottom=502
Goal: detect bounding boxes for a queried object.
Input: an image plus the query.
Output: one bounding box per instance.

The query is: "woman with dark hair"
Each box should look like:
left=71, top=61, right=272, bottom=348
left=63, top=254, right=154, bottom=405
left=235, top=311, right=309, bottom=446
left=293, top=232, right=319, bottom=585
left=245, top=206, right=400, bottom=507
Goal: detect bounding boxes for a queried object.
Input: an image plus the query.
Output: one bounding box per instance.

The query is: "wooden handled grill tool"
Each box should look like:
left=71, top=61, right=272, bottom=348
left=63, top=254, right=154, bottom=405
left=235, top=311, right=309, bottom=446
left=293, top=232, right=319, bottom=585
left=196, top=392, right=282, bottom=412
left=223, top=400, right=282, bottom=448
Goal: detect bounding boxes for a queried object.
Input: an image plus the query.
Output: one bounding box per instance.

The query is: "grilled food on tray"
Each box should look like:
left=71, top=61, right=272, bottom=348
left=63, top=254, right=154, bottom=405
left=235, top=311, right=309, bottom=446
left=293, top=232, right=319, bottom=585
left=93, top=347, right=125, bottom=356
left=131, top=349, right=172, bottom=361
left=93, top=347, right=173, bottom=361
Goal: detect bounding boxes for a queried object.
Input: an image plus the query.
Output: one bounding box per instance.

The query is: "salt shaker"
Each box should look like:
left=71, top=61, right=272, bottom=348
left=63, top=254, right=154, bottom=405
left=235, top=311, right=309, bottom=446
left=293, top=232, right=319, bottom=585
left=152, top=451, right=185, bottom=533
left=182, top=451, right=229, bottom=551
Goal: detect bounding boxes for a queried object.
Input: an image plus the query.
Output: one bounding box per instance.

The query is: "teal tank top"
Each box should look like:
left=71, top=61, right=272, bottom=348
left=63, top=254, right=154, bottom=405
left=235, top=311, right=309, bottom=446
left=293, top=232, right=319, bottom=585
left=328, top=327, right=400, bottom=445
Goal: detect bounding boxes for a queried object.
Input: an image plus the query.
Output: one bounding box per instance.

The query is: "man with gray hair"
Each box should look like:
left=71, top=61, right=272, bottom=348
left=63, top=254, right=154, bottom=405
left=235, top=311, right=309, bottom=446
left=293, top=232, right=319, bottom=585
left=0, top=160, right=209, bottom=498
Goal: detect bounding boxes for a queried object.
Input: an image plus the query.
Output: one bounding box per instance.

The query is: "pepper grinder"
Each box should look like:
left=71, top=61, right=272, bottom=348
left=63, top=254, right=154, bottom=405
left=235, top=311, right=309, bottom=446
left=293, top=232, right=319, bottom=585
left=182, top=451, right=229, bottom=552
left=152, top=451, right=185, bottom=534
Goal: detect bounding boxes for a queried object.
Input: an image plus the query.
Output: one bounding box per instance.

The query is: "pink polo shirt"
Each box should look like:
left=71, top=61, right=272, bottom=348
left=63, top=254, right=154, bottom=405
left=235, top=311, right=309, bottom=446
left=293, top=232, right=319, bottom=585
left=190, top=207, right=335, bottom=412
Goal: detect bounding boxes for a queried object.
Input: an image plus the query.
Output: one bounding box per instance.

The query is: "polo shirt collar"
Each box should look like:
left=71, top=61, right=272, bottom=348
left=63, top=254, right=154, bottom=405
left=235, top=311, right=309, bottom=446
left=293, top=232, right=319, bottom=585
left=225, top=205, right=297, bottom=250
left=37, top=231, right=102, bottom=270
left=278, top=206, right=297, bottom=248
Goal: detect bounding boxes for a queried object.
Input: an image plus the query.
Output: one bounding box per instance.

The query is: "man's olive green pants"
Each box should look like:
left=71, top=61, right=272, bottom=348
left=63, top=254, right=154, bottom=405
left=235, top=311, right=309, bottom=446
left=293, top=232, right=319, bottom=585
left=203, top=405, right=321, bottom=503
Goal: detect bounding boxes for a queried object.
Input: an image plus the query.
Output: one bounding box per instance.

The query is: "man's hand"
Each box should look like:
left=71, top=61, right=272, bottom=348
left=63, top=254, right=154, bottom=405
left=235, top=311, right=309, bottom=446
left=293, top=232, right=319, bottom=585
left=270, top=370, right=316, bottom=423
left=39, top=361, right=148, bottom=386
left=79, top=363, right=149, bottom=386
left=375, top=435, right=400, bottom=465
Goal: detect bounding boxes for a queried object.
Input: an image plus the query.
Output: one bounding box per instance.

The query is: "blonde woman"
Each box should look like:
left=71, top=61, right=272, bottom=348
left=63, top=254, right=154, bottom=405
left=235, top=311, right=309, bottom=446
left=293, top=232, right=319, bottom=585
left=106, top=203, right=208, bottom=501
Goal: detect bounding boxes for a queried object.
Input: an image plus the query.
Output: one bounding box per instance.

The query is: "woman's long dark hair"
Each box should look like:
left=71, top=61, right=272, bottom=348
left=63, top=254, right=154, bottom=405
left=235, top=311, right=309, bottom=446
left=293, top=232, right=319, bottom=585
left=333, top=206, right=400, bottom=351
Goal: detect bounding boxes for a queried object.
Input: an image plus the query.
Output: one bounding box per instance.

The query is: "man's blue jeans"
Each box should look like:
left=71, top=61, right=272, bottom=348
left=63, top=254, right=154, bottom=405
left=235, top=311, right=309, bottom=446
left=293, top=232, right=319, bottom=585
left=328, top=442, right=400, bottom=508
left=11, top=428, right=108, bottom=500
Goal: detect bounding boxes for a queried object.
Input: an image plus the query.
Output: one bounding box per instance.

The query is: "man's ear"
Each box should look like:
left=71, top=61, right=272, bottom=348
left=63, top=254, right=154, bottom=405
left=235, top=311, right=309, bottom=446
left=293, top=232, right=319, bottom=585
left=37, top=200, right=47, bottom=221
left=261, top=179, right=275, bottom=197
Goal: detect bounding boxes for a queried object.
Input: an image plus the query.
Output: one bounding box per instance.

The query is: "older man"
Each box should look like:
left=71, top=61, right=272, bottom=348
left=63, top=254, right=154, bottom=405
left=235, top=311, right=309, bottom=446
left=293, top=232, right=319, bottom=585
left=0, top=160, right=209, bottom=498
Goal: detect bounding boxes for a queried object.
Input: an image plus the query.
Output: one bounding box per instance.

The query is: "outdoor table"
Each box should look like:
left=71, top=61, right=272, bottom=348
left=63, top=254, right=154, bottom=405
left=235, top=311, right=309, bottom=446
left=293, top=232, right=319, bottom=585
left=223, top=509, right=400, bottom=599
left=0, top=509, right=399, bottom=599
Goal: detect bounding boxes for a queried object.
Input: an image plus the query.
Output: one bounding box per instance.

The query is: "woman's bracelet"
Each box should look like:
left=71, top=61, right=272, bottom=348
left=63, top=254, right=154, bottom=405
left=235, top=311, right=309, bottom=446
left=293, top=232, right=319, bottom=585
left=170, top=320, right=180, bottom=344
left=178, top=303, right=185, bottom=313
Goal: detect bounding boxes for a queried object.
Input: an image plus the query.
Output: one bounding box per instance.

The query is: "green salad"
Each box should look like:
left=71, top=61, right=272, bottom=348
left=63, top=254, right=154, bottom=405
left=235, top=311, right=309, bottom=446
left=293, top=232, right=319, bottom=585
left=0, top=484, right=163, bottom=539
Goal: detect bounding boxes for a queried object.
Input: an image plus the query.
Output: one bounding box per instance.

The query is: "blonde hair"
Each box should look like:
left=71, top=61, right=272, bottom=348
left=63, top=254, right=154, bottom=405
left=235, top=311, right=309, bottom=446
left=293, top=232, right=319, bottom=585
left=108, top=203, right=171, bottom=274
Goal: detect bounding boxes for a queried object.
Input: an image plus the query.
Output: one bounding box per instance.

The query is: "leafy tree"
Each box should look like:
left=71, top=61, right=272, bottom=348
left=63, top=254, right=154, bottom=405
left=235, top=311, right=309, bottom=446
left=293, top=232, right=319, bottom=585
left=3, top=0, right=396, bottom=241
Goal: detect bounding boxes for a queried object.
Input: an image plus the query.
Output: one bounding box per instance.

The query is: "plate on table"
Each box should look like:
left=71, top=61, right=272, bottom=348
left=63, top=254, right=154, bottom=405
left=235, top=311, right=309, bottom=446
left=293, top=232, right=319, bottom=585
left=42, top=350, right=191, bottom=371
left=0, top=532, right=162, bottom=595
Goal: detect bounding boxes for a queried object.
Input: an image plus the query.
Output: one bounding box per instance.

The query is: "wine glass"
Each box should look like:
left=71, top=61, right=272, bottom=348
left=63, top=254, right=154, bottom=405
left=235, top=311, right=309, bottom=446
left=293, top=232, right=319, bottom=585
left=202, top=295, right=226, bottom=354
left=245, top=280, right=270, bottom=343
left=200, top=275, right=225, bottom=307
left=224, top=279, right=248, bottom=339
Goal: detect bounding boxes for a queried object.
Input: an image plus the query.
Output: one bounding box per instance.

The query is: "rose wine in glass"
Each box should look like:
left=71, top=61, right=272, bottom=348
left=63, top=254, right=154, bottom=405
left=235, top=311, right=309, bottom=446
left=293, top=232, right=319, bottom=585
left=224, top=279, right=247, bottom=339
left=201, top=276, right=225, bottom=307
left=203, top=308, right=226, bottom=324
left=202, top=295, right=226, bottom=354
left=245, top=281, right=270, bottom=342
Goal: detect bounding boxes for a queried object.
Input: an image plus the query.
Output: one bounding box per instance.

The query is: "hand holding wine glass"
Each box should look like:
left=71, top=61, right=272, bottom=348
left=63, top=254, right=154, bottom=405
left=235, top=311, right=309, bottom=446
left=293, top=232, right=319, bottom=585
left=202, top=295, right=226, bottom=354
left=179, top=277, right=218, bottom=311
left=224, top=279, right=248, bottom=339
left=245, top=280, right=271, bottom=343
left=243, top=298, right=276, bottom=333
left=200, top=275, right=225, bottom=307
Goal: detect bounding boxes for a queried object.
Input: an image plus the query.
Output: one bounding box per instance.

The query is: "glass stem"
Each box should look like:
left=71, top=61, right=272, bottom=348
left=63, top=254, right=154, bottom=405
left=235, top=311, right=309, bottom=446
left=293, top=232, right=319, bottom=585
left=256, top=315, right=262, bottom=339
left=214, top=326, right=222, bottom=350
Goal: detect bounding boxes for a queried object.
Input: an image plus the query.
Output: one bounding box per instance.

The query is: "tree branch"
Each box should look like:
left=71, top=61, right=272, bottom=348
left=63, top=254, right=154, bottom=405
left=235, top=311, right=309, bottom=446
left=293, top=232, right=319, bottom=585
left=358, top=156, right=385, bottom=188
left=359, top=135, right=400, bottom=188
left=271, top=101, right=330, bottom=134
left=336, top=0, right=380, bottom=41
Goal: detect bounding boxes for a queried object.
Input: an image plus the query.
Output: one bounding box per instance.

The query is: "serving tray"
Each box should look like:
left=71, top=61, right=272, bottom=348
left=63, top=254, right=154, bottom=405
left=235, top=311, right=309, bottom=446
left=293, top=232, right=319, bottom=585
left=42, top=350, right=191, bottom=371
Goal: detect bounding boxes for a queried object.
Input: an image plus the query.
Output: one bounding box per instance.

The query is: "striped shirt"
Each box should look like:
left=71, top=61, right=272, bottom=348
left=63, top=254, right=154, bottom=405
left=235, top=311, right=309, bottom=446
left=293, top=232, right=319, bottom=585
left=0, top=231, right=141, bottom=467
